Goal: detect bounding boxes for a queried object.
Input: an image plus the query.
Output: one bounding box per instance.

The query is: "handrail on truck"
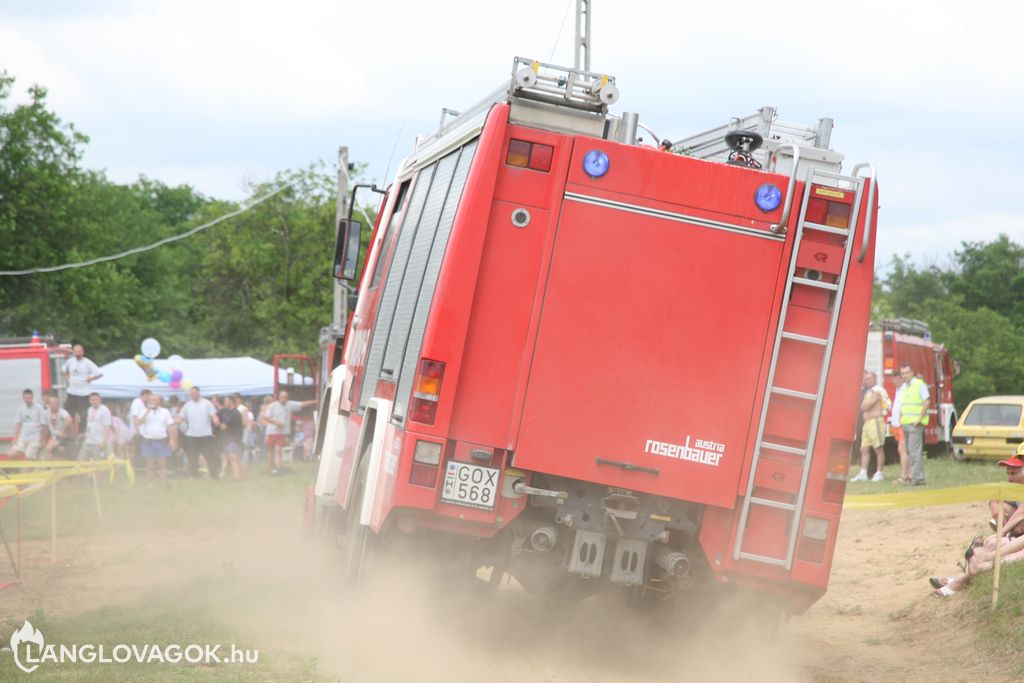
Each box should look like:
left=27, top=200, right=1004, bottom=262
left=852, top=162, right=876, bottom=263
left=767, top=144, right=801, bottom=234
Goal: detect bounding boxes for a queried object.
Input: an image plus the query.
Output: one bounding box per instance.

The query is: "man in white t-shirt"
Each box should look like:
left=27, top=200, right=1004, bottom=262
left=263, top=390, right=315, bottom=475
left=41, top=393, right=74, bottom=459
left=133, top=393, right=178, bottom=480
left=129, top=389, right=152, bottom=431
left=179, top=386, right=221, bottom=479
left=12, top=388, right=46, bottom=459
left=62, top=342, right=103, bottom=434
left=128, top=388, right=152, bottom=465
left=81, top=392, right=113, bottom=460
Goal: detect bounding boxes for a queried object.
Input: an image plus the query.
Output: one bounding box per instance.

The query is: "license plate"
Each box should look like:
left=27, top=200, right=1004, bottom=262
left=441, top=461, right=499, bottom=511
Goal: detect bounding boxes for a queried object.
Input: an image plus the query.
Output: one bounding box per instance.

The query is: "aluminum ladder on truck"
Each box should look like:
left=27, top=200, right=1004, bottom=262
left=733, top=162, right=874, bottom=570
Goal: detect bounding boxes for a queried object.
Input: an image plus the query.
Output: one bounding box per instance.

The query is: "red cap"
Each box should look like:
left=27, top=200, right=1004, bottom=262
left=997, top=455, right=1024, bottom=468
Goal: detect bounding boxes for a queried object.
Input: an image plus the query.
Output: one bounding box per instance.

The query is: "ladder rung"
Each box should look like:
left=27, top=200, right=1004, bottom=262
left=771, top=386, right=818, bottom=401
left=780, top=331, right=827, bottom=346
left=792, top=276, right=839, bottom=291
left=802, top=221, right=848, bottom=236
left=737, top=551, right=788, bottom=567
left=761, top=441, right=807, bottom=456
left=749, top=496, right=797, bottom=511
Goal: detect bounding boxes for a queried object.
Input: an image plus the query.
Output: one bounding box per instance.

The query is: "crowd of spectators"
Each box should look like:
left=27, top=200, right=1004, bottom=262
left=7, top=343, right=316, bottom=481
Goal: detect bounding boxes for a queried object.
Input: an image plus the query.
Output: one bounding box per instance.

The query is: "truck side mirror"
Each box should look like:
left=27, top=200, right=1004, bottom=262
left=334, top=218, right=362, bottom=281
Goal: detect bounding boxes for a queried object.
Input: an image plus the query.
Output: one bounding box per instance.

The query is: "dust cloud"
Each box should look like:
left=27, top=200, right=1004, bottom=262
left=200, top=512, right=809, bottom=683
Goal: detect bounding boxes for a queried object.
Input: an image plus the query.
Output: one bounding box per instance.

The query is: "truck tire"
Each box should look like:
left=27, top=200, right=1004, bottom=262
left=343, top=452, right=374, bottom=585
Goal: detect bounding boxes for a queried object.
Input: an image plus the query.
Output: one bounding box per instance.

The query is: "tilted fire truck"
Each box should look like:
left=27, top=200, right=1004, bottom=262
left=310, top=47, right=879, bottom=613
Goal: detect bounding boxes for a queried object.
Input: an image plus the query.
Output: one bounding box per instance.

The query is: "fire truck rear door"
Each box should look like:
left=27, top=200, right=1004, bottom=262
left=513, top=193, right=786, bottom=508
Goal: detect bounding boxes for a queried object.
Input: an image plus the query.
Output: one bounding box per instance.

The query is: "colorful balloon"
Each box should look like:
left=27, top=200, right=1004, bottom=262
left=181, top=379, right=193, bottom=391
left=140, top=337, right=161, bottom=358
left=167, top=354, right=184, bottom=363
left=157, top=370, right=172, bottom=383
left=133, top=354, right=157, bottom=381
left=169, top=380, right=181, bottom=389
left=171, top=369, right=183, bottom=382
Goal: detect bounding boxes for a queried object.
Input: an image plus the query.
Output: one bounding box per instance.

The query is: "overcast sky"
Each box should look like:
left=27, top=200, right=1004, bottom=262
left=2, top=0, right=1022, bottom=269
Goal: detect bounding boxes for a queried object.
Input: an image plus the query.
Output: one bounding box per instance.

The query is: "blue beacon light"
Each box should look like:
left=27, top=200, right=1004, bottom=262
left=583, top=150, right=610, bottom=178
left=755, top=183, right=782, bottom=212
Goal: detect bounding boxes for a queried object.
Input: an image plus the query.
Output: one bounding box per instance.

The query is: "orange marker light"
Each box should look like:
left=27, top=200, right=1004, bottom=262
left=506, top=139, right=531, bottom=168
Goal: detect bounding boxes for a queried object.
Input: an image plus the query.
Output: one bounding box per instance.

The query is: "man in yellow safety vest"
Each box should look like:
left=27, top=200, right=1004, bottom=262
left=898, top=363, right=931, bottom=486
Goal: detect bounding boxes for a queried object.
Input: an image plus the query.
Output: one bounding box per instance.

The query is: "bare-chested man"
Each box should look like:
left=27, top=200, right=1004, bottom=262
left=851, top=370, right=889, bottom=482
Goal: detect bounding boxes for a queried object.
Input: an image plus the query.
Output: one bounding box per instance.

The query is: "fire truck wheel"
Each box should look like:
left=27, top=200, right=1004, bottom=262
left=343, top=455, right=374, bottom=585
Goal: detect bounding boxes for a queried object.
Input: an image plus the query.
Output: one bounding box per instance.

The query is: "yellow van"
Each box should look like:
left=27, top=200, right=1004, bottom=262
left=951, top=395, right=1024, bottom=461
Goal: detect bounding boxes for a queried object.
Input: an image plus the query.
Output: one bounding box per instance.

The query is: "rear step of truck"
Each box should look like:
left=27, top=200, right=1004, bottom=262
left=733, top=166, right=872, bottom=570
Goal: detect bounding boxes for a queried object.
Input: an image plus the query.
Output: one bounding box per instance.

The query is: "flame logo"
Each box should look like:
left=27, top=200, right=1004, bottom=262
left=10, top=620, right=45, bottom=673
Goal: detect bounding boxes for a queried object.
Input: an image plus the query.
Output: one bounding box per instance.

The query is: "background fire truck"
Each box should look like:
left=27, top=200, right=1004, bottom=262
left=310, top=19, right=879, bottom=614
left=863, top=318, right=957, bottom=458
left=0, top=333, right=71, bottom=455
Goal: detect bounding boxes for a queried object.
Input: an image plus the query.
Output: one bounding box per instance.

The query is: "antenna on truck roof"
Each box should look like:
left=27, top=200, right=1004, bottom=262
left=575, top=0, right=591, bottom=72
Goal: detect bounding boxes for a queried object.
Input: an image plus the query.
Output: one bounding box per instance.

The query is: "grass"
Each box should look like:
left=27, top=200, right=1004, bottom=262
left=845, top=453, right=1001, bottom=495
left=0, top=462, right=328, bottom=682
left=0, top=461, right=312, bottom=542
left=959, top=561, right=1024, bottom=677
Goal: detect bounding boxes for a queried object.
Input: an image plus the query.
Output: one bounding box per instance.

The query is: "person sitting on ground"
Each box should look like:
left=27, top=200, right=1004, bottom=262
left=930, top=446, right=1024, bottom=596
left=40, top=393, right=74, bottom=459
left=929, top=531, right=1024, bottom=596
left=987, top=446, right=1024, bottom=535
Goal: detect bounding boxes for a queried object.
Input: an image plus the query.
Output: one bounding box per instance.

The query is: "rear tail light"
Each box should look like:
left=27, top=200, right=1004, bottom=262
left=506, top=138, right=554, bottom=173
left=528, top=143, right=553, bottom=171
left=410, top=440, right=442, bottom=487
left=796, top=516, right=829, bottom=563
left=806, top=196, right=851, bottom=229
left=823, top=438, right=851, bottom=504
left=409, top=358, right=445, bottom=425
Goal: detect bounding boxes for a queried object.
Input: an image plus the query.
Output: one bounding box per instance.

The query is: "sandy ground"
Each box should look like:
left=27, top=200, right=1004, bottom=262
left=0, top=498, right=1015, bottom=682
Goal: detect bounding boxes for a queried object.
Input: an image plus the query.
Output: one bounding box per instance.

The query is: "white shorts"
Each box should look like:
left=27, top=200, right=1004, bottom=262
left=13, top=438, right=43, bottom=459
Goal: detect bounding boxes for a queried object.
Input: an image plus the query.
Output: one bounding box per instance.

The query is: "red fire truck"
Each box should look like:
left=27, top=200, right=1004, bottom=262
left=864, top=318, right=957, bottom=455
left=0, top=334, right=72, bottom=455
left=311, top=57, right=879, bottom=614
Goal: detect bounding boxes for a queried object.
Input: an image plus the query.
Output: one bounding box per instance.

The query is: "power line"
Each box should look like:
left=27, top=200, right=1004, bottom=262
left=549, top=1, right=573, bottom=62
left=0, top=181, right=296, bottom=276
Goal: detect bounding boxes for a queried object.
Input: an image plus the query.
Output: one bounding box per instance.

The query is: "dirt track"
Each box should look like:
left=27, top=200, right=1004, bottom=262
left=1, top=497, right=1015, bottom=682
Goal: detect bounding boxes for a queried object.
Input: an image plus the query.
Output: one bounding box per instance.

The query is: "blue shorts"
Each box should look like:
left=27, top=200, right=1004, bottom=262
left=141, top=438, right=171, bottom=459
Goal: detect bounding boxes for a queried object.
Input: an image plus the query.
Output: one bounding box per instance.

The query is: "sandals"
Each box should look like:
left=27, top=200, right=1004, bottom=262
left=928, top=576, right=950, bottom=589
left=958, top=534, right=986, bottom=573
left=895, top=476, right=911, bottom=483
left=933, top=585, right=959, bottom=597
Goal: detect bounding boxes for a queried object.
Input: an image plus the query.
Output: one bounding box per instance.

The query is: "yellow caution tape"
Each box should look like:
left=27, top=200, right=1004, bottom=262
left=844, top=482, right=1024, bottom=510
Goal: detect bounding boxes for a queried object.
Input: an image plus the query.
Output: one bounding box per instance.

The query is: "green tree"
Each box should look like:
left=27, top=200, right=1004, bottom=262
left=948, top=235, right=1024, bottom=324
